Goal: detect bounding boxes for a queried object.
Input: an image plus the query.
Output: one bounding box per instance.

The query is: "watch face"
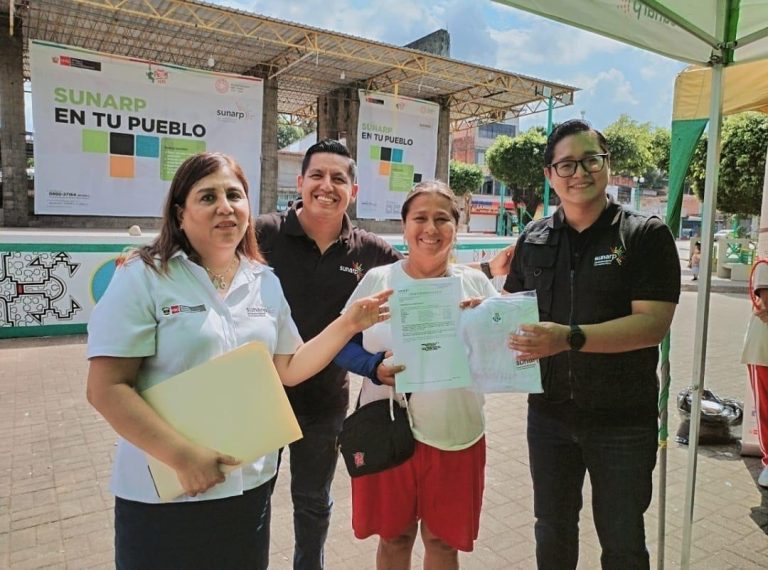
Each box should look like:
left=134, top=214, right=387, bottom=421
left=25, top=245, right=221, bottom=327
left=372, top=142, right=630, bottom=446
left=569, top=326, right=586, bottom=350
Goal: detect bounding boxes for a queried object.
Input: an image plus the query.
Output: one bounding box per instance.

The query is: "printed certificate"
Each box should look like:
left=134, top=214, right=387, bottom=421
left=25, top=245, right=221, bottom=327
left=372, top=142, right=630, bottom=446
left=389, top=276, right=472, bottom=392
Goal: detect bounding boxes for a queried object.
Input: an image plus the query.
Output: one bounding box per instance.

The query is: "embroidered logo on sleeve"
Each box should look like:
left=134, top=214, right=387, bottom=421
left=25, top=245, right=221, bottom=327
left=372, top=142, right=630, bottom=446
left=161, top=304, right=206, bottom=316
left=353, top=451, right=366, bottom=468
left=593, top=246, right=626, bottom=267
left=339, top=262, right=364, bottom=281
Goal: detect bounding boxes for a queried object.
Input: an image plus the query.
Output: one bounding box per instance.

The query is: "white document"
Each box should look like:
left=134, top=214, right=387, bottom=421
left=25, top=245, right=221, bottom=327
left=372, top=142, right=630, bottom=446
left=140, top=342, right=302, bottom=501
left=459, top=293, right=543, bottom=394
left=389, top=276, right=472, bottom=392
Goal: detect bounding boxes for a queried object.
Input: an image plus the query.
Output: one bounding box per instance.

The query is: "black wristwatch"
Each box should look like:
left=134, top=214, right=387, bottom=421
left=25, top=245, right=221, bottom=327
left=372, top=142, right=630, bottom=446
left=567, top=324, right=586, bottom=351
left=480, top=261, right=493, bottom=279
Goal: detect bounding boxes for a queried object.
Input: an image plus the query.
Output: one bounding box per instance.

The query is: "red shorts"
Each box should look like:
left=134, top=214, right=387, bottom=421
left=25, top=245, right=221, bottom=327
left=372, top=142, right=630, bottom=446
left=351, top=437, right=485, bottom=552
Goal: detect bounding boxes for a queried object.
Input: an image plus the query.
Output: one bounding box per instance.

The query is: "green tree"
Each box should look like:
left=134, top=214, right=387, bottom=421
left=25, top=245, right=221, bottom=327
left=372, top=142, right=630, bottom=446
left=650, top=127, right=671, bottom=175
left=603, top=114, right=655, bottom=177
left=688, top=134, right=708, bottom=199
left=688, top=112, right=768, bottom=216
left=485, top=127, right=547, bottom=219
left=277, top=116, right=317, bottom=149
left=632, top=127, right=672, bottom=190
left=449, top=160, right=484, bottom=227
left=278, top=122, right=305, bottom=150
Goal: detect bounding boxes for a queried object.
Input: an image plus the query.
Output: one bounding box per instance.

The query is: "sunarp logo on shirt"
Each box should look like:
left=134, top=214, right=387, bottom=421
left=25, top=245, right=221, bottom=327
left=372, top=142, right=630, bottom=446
left=593, top=245, right=626, bottom=267
left=161, top=304, right=206, bottom=316
left=339, top=262, right=364, bottom=281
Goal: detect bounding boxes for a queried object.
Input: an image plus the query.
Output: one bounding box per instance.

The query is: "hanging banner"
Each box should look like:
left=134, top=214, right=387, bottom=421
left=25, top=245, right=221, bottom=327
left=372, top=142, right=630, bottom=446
left=356, top=90, right=439, bottom=220
left=30, top=41, right=263, bottom=216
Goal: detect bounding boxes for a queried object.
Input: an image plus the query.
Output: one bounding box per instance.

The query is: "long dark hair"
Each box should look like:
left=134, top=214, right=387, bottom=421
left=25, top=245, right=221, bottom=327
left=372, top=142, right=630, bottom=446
left=132, top=152, right=263, bottom=272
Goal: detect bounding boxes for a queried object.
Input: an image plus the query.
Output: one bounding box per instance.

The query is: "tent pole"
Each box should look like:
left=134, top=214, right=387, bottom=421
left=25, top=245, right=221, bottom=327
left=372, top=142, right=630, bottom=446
left=656, top=349, right=671, bottom=570
left=680, top=60, right=724, bottom=569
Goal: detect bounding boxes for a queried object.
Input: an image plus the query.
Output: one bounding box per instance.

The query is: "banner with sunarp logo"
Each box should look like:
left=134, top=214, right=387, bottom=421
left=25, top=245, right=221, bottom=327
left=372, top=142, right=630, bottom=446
left=356, top=90, right=439, bottom=220
left=30, top=41, right=263, bottom=216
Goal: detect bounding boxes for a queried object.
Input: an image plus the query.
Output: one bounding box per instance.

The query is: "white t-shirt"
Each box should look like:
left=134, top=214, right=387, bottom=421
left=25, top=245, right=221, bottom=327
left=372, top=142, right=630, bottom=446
left=87, top=251, right=302, bottom=503
left=742, top=262, right=768, bottom=366
left=345, top=260, right=498, bottom=451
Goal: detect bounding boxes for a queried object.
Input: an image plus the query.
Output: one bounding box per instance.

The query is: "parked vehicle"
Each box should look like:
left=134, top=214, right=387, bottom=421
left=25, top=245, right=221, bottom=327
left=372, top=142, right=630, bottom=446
left=714, top=229, right=734, bottom=240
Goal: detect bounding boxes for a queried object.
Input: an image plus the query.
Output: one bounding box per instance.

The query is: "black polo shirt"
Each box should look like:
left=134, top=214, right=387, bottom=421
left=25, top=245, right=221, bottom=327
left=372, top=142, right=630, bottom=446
left=255, top=205, right=403, bottom=415
left=504, top=199, right=680, bottom=425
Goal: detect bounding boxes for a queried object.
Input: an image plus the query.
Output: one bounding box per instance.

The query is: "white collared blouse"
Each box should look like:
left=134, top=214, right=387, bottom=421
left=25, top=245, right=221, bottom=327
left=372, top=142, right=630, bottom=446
left=87, top=251, right=302, bottom=503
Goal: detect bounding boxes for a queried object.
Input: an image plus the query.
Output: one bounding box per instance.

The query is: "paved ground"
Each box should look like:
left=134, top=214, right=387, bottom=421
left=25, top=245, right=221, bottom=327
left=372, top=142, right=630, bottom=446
left=1, top=245, right=767, bottom=569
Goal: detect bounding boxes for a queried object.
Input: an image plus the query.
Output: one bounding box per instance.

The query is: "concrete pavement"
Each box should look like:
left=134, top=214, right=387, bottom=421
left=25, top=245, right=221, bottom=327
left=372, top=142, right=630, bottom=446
left=1, top=277, right=767, bottom=568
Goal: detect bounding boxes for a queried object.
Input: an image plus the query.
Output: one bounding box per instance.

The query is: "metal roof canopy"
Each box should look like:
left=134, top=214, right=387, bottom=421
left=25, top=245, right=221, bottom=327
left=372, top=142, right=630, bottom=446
left=14, top=0, right=577, bottom=130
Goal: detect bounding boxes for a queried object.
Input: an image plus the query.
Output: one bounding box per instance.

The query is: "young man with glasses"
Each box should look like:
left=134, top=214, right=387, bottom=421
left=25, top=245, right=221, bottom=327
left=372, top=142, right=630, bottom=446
left=504, top=119, right=680, bottom=569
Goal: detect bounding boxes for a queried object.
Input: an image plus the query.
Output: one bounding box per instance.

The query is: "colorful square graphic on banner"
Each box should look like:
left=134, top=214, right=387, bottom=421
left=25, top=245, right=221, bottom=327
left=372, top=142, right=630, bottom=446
left=136, top=135, right=160, bottom=158
left=82, top=130, right=108, bottom=153
left=160, top=138, right=206, bottom=181
left=110, top=155, right=135, bottom=178
left=389, top=163, right=415, bottom=192
left=110, top=133, right=135, bottom=156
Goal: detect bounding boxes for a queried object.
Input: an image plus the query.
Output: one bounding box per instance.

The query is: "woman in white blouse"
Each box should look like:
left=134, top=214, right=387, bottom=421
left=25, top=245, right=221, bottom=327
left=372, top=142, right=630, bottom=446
left=86, top=152, right=389, bottom=569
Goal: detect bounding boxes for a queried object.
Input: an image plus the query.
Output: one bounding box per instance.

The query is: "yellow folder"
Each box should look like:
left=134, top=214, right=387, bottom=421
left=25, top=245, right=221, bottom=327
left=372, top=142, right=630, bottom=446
left=140, top=342, right=302, bottom=501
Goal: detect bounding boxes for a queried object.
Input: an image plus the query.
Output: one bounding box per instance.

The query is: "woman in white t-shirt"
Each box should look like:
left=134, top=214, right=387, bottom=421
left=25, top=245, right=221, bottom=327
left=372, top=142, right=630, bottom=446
left=341, top=181, right=498, bottom=569
left=86, top=152, right=390, bottom=569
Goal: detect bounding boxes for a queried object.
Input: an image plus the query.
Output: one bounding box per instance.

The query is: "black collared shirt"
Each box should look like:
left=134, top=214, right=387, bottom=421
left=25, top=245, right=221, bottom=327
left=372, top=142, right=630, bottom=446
left=504, top=199, right=681, bottom=425
left=255, top=205, right=403, bottom=415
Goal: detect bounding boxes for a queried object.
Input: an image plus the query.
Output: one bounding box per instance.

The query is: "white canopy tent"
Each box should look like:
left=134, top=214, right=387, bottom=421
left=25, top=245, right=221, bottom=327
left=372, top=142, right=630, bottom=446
left=493, top=2, right=768, bottom=568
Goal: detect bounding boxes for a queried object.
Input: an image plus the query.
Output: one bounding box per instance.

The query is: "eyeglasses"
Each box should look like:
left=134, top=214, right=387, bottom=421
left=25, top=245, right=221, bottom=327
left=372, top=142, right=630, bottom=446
left=548, top=153, right=609, bottom=178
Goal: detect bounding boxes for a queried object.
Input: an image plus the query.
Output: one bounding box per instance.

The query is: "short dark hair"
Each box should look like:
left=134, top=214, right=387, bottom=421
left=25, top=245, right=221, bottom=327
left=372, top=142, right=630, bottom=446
left=400, top=180, right=460, bottom=224
left=543, top=119, right=609, bottom=166
left=301, top=138, right=357, bottom=182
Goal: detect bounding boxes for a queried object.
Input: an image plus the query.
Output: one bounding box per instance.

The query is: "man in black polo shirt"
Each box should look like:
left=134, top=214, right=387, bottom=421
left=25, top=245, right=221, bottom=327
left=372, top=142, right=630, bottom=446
left=255, top=140, right=402, bottom=569
left=505, top=120, right=680, bottom=570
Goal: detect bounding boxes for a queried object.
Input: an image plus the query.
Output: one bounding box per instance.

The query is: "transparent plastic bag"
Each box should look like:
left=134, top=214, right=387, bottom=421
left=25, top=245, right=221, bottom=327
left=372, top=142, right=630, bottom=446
left=458, top=292, right=543, bottom=394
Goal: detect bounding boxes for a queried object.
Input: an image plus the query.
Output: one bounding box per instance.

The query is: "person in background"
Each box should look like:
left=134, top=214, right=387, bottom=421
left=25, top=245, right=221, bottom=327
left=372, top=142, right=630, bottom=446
left=689, top=241, right=701, bottom=281
left=86, top=152, right=390, bottom=569
left=337, top=181, right=498, bottom=570
left=741, top=260, right=768, bottom=488
left=254, top=139, right=512, bottom=569
left=505, top=119, right=680, bottom=570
